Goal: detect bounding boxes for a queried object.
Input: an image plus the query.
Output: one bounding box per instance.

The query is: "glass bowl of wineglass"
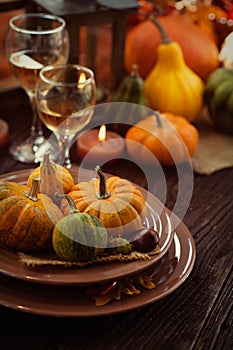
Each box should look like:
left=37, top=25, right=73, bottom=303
left=6, top=12, right=69, bottom=164
left=36, top=64, right=96, bottom=169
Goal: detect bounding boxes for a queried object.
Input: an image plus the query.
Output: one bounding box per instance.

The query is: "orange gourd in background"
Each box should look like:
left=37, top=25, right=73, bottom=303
left=124, top=9, right=220, bottom=81
left=125, top=111, right=199, bottom=167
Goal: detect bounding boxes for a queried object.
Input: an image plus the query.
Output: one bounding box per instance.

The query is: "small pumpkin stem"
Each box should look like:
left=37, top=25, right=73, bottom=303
left=154, top=111, right=163, bottom=128
left=95, top=165, right=111, bottom=200
left=131, top=64, right=139, bottom=77
left=149, top=15, right=172, bottom=44
left=55, top=193, right=79, bottom=214
left=43, top=151, right=50, bottom=166
left=24, top=177, right=40, bottom=202
left=42, top=151, right=56, bottom=176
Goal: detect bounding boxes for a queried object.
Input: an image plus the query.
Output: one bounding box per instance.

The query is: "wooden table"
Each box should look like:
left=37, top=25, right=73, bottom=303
left=0, top=88, right=232, bottom=349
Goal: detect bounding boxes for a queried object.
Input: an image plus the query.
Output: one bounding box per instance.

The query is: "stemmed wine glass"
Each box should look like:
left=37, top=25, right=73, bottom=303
left=35, top=64, right=96, bottom=169
left=6, top=13, right=69, bottom=163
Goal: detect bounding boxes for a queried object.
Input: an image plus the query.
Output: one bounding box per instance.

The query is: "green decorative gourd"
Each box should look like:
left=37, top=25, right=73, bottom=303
left=204, top=67, right=233, bottom=135
left=52, top=194, right=108, bottom=262
left=107, top=64, right=149, bottom=136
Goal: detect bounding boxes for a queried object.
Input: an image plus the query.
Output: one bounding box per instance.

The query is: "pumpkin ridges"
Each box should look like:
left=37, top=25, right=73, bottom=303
left=111, top=198, right=143, bottom=235
left=0, top=197, right=19, bottom=227
left=64, top=168, right=147, bottom=237
left=110, top=186, right=145, bottom=205
left=0, top=181, right=28, bottom=200
left=0, top=180, right=63, bottom=252
left=117, top=192, right=147, bottom=217
left=74, top=198, right=90, bottom=213
left=84, top=200, right=102, bottom=219
left=112, top=199, right=141, bottom=224
left=96, top=201, right=124, bottom=234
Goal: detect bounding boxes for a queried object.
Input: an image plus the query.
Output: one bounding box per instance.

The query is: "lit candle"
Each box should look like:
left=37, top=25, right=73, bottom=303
left=78, top=72, right=86, bottom=88
left=77, top=124, right=125, bottom=163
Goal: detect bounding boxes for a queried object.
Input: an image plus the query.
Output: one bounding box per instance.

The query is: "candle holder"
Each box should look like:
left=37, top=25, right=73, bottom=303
left=77, top=124, right=125, bottom=165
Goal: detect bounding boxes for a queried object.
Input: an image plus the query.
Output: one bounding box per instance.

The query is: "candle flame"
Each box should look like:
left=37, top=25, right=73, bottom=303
left=78, top=72, right=86, bottom=88
left=98, top=124, right=106, bottom=142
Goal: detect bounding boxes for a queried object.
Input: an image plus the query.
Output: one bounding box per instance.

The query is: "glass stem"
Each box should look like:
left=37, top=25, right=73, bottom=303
left=29, top=95, right=45, bottom=146
left=57, top=135, right=73, bottom=169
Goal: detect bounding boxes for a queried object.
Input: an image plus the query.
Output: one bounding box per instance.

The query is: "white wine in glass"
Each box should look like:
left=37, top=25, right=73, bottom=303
left=6, top=12, right=69, bottom=163
left=36, top=64, right=96, bottom=168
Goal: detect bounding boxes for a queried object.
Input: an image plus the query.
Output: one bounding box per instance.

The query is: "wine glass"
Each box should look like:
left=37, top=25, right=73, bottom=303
left=6, top=12, right=69, bottom=163
left=36, top=64, right=96, bottom=169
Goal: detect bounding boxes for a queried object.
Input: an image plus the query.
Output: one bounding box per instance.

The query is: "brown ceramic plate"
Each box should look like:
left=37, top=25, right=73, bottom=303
left=0, top=168, right=174, bottom=286
left=0, top=220, right=196, bottom=317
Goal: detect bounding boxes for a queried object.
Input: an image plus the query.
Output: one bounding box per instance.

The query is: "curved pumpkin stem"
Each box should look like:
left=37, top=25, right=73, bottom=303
left=154, top=111, right=163, bottom=128
left=149, top=14, right=172, bottom=44
left=95, top=166, right=111, bottom=200
left=131, top=64, right=140, bottom=78
left=24, top=177, right=40, bottom=202
left=55, top=193, right=79, bottom=214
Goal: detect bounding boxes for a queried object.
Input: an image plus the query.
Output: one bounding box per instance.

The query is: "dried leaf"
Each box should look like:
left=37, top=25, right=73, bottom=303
left=88, top=272, right=156, bottom=306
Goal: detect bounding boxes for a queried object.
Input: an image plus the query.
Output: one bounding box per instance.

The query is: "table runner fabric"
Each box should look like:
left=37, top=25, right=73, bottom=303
left=192, top=110, right=233, bottom=175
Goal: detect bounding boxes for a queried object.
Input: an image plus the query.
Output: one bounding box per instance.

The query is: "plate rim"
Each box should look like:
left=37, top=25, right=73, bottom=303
left=0, top=219, right=196, bottom=317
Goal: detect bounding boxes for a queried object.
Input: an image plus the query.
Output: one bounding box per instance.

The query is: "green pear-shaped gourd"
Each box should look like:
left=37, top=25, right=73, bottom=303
left=107, top=64, right=149, bottom=136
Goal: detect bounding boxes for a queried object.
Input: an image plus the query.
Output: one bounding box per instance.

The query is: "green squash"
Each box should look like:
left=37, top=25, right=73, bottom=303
left=106, top=64, right=149, bottom=136
left=204, top=68, right=233, bottom=135
left=52, top=194, right=108, bottom=262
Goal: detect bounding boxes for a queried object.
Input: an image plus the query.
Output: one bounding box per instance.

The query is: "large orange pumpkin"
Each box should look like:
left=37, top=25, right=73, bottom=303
left=124, top=9, right=220, bottom=81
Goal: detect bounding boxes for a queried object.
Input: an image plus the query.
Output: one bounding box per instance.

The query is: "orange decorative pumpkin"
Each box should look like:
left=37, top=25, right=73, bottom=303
left=0, top=180, right=28, bottom=201
left=61, top=166, right=147, bottom=237
left=0, top=178, right=63, bottom=251
left=125, top=111, right=199, bottom=166
left=124, top=9, right=220, bottom=81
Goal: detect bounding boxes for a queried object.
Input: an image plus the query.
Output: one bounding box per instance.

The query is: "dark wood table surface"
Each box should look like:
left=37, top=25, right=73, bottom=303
left=0, top=88, right=232, bottom=350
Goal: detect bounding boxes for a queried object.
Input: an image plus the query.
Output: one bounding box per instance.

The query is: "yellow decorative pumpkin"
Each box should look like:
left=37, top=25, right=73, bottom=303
left=27, top=152, right=74, bottom=204
left=61, top=166, right=147, bottom=237
left=145, top=16, right=205, bottom=122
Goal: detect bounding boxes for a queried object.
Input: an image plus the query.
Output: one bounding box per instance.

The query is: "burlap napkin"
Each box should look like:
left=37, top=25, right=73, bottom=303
left=192, top=109, right=233, bottom=175
left=18, top=246, right=161, bottom=268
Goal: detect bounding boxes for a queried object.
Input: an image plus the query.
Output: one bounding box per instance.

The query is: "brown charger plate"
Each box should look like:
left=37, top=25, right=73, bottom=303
left=0, top=220, right=196, bottom=317
left=0, top=168, right=174, bottom=286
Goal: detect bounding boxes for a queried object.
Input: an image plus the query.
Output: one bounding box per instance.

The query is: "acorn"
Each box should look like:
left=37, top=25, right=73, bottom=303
left=131, top=227, right=159, bottom=253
